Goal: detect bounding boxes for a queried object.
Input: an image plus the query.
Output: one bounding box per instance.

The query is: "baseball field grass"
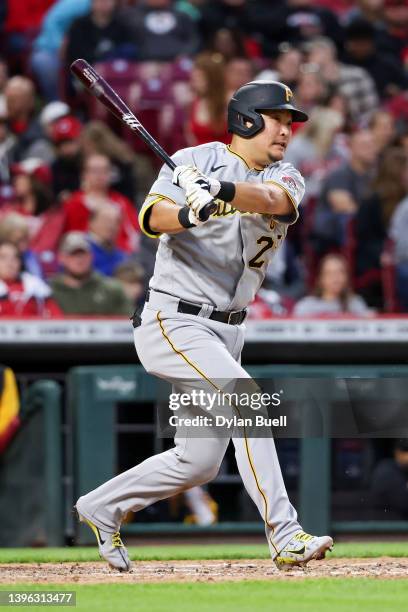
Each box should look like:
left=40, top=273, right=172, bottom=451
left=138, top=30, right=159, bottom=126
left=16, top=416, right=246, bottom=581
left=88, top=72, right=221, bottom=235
left=0, top=541, right=407, bottom=562
left=0, top=580, right=407, bottom=612
left=1, top=543, right=407, bottom=612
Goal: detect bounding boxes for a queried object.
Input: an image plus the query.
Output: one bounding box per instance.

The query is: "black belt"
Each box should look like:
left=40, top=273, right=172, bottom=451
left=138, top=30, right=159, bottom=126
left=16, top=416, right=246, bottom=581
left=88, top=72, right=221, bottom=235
left=146, top=290, right=247, bottom=325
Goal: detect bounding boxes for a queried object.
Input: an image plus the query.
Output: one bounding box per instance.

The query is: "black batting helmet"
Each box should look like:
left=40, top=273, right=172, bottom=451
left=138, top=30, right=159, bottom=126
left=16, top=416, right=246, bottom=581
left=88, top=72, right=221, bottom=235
left=228, top=80, right=308, bottom=138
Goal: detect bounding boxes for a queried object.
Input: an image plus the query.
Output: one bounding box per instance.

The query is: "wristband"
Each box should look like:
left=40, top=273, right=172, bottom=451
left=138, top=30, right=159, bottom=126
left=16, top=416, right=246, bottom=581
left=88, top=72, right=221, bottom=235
left=217, top=181, right=236, bottom=202
left=178, top=206, right=196, bottom=228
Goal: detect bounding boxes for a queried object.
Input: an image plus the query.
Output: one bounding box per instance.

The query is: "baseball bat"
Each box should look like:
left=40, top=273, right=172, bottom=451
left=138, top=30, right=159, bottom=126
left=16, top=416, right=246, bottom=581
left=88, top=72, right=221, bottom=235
left=70, top=58, right=217, bottom=221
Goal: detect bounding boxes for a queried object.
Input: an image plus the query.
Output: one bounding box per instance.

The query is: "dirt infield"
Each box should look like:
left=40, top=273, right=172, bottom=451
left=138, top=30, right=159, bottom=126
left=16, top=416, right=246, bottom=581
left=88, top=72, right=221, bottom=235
left=1, top=558, right=408, bottom=584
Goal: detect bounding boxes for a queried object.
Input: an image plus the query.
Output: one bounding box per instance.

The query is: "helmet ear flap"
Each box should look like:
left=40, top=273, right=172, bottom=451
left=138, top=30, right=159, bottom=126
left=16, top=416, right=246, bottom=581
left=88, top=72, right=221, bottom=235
left=228, top=104, right=264, bottom=138
left=239, top=112, right=254, bottom=130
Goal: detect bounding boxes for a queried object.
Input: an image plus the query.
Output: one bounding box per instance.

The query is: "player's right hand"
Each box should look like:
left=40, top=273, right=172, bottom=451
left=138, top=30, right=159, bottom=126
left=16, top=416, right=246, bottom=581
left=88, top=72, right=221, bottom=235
left=185, top=183, right=214, bottom=222
left=173, top=165, right=220, bottom=196
left=173, top=164, right=209, bottom=190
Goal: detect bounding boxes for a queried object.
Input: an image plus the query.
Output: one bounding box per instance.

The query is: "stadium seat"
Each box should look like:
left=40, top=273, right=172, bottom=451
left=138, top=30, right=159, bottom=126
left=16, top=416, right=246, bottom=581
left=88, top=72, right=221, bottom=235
left=95, top=59, right=140, bottom=83
left=169, top=57, right=193, bottom=81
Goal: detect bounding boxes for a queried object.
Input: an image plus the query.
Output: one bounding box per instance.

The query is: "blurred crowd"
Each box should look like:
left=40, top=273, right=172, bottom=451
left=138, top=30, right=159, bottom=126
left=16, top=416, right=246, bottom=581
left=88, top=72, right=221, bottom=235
left=0, top=0, right=407, bottom=318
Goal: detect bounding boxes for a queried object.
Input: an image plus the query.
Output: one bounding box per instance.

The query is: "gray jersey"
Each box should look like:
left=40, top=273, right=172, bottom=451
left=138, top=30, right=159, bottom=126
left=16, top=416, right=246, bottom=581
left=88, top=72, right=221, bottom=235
left=139, top=142, right=305, bottom=311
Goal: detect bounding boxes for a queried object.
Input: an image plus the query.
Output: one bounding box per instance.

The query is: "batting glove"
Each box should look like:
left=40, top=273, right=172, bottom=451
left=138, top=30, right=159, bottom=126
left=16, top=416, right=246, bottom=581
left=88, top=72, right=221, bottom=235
left=173, top=165, right=221, bottom=197
left=183, top=207, right=205, bottom=227
left=185, top=183, right=214, bottom=221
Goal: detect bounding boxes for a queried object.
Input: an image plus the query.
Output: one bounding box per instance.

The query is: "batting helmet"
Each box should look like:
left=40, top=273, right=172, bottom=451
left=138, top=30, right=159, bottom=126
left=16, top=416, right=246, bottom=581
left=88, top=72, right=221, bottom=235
left=227, top=81, right=308, bottom=138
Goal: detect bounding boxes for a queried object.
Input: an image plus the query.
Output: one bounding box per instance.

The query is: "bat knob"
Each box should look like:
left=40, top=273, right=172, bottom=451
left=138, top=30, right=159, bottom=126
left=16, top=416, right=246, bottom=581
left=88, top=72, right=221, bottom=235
left=199, top=200, right=217, bottom=222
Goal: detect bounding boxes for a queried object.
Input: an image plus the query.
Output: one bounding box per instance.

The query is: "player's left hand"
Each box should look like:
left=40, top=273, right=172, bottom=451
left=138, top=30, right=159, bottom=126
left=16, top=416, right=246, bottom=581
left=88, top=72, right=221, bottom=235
left=185, top=183, right=214, bottom=220
left=173, top=165, right=221, bottom=197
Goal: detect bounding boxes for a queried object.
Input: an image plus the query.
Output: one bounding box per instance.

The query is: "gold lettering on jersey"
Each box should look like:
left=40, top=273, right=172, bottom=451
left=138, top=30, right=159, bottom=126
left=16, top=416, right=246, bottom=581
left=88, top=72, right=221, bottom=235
left=211, top=199, right=239, bottom=217
left=285, top=86, right=293, bottom=102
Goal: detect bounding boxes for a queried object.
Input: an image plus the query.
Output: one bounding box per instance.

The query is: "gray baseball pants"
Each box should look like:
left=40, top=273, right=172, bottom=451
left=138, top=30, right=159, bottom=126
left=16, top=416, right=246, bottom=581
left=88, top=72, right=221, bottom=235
left=76, top=290, right=302, bottom=557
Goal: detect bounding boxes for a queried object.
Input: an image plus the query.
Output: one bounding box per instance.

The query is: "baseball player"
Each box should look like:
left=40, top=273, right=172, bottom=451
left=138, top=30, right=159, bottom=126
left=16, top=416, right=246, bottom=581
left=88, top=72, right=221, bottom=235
left=76, top=81, right=334, bottom=572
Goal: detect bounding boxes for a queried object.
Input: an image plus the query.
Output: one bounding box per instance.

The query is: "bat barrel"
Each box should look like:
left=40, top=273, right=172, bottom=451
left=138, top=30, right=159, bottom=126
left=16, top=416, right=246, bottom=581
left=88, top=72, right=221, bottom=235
left=70, top=58, right=215, bottom=219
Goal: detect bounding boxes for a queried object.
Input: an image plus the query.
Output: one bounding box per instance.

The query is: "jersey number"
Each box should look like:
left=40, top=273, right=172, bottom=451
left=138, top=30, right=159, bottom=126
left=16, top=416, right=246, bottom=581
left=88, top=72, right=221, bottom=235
left=248, top=236, right=275, bottom=269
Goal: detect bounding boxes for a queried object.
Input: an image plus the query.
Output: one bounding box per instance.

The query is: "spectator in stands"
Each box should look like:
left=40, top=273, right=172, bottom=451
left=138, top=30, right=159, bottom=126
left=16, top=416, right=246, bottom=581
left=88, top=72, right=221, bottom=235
left=294, top=68, right=329, bottom=119
left=305, top=36, right=379, bottom=125
left=31, top=0, right=91, bottom=101
left=88, top=204, right=128, bottom=276
left=355, top=147, right=407, bottom=307
left=3, top=160, right=65, bottom=274
left=388, top=161, right=408, bottom=310
left=0, top=57, right=9, bottom=110
left=256, top=0, right=343, bottom=57
left=3, top=0, right=53, bottom=62
left=114, top=260, right=145, bottom=307
left=323, top=86, right=351, bottom=129
left=6, top=160, right=53, bottom=221
left=50, top=116, right=83, bottom=203
left=39, top=101, right=70, bottom=141
left=285, top=107, right=347, bottom=207
left=0, top=99, right=16, bottom=185
left=344, top=0, right=385, bottom=27
left=125, top=0, right=200, bottom=61
left=0, top=240, right=61, bottom=317
left=294, top=254, right=371, bottom=316
left=65, top=0, right=137, bottom=69
left=206, top=27, right=248, bottom=62
left=0, top=213, right=42, bottom=278
left=80, top=121, right=137, bottom=201
left=256, top=44, right=303, bottom=90
left=371, top=439, right=408, bottom=519
left=5, top=77, right=53, bottom=163
left=386, top=92, right=408, bottom=133
left=224, top=57, right=254, bottom=100
left=199, top=0, right=251, bottom=46
left=343, top=18, right=407, bottom=99
left=63, top=154, right=139, bottom=254
left=368, top=111, right=397, bottom=158
left=312, top=129, right=379, bottom=252
left=381, top=0, right=408, bottom=64
left=51, top=231, right=132, bottom=315
left=187, top=53, right=229, bottom=146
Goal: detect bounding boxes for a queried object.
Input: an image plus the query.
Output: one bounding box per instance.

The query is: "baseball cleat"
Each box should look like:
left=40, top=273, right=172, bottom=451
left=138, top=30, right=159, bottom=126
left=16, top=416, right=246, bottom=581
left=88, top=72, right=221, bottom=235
left=75, top=504, right=131, bottom=572
left=274, top=531, right=333, bottom=571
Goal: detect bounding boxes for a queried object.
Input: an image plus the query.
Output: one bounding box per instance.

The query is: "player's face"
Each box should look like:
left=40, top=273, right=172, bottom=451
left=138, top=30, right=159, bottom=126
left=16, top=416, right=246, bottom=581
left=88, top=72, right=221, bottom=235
left=253, top=110, right=293, bottom=164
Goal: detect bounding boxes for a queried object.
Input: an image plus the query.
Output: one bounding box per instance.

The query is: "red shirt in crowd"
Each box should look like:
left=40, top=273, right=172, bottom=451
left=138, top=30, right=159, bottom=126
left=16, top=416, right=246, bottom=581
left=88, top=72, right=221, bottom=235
left=5, top=0, right=55, bottom=33
left=188, top=99, right=231, bottom=146
left=0, top=277, right=62, bottom=317
left=63, top=190, right=140, bottom=254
